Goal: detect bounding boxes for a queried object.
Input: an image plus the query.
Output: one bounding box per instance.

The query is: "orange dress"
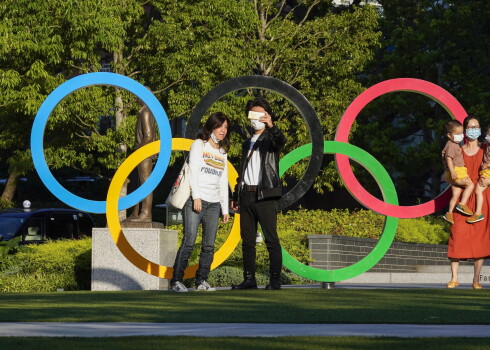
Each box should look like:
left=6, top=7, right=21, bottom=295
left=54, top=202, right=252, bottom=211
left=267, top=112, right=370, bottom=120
left=448, top=145, right=490, bottom=259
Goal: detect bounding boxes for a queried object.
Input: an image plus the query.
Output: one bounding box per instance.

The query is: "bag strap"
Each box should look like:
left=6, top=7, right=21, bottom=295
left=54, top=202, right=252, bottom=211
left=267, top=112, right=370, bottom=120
left=243, top=139, right=260, bottom=174
left=183, top=139, right=204, bottom=165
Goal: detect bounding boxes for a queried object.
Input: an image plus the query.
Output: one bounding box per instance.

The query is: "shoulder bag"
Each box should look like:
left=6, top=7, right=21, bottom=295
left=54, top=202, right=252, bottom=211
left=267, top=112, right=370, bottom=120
left=168, top=160, right=191, bottom=209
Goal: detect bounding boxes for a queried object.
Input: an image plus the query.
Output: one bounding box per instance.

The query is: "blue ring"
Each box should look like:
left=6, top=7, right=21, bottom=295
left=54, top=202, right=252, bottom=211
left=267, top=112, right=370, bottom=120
left=30, top=72, right=172, bottom=213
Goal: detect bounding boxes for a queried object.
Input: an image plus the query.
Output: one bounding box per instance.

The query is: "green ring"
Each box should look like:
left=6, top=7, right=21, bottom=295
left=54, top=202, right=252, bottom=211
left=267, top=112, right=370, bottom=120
left=279, top=141, right=399, bottom=282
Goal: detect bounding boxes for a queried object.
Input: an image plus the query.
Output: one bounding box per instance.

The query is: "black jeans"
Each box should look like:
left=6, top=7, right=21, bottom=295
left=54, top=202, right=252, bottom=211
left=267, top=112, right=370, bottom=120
left=239, top=189, right=282, bottom=275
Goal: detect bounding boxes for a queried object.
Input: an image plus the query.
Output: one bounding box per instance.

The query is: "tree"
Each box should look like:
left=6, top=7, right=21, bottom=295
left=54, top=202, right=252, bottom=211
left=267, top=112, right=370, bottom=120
left=141, top=0, right=381, bottom=192
left=0, top=0, right=382, bottom=208
left=352, top=0, right=490, bottom=205
left=0, top=0, right=150, bottom=211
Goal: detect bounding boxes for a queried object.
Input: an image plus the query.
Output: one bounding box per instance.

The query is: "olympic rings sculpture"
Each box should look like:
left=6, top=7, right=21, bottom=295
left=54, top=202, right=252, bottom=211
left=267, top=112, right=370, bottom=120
left=31, top=72, right=465, bottom=282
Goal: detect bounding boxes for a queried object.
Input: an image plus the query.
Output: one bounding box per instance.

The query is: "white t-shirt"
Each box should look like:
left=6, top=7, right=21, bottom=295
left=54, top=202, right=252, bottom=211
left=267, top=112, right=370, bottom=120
left=243, top=134, right=261, bottom=186
left=189, top=139, right=229, bottom=214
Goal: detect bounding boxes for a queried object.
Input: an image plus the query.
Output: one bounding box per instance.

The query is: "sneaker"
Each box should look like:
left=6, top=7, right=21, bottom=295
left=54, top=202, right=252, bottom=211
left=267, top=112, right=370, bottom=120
left=442, top=212, right=454, bottom=224
left=169, top=281, right=188, bottom=292
left=467, top=213, right=484, bottom=224
left=196, top=281, right=216, bottom=292
left=456, top=203, right=473, bottom=216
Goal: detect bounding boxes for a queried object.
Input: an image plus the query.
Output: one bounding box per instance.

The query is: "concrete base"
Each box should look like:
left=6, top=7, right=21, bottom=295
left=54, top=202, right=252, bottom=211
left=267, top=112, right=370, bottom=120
left=91, top=228, right=178, bottom=291
left=337, top=270, right=490, bottom=285
left=120, top=221, right=165, bottom=229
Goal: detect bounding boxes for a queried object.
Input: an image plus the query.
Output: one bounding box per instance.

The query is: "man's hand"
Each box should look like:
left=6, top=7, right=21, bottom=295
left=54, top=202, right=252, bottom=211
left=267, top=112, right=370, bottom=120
left=222, top=214, right=230, bottom=223
left=231, top=200, right=239, bottom=211
left=193, top=198, right=202, bottom=213
left=259, top=112, right=273, bottom=128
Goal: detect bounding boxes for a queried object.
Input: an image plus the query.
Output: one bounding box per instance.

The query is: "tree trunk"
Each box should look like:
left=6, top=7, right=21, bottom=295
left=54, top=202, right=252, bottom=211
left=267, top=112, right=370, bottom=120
left=1, top=172, right=19, bottom=203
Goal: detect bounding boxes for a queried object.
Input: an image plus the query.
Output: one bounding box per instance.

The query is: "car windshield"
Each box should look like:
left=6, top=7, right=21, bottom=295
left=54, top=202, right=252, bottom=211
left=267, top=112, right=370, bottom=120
left=0, top=216, right=25, bottom=240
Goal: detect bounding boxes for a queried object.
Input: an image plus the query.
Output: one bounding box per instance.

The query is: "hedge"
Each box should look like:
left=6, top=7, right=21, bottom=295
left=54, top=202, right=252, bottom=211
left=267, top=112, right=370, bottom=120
left=0, top=238, right=91, bottom=292
left=169, top=208, right=450, bottom=273
left=0, top=208, right=450, bottom=291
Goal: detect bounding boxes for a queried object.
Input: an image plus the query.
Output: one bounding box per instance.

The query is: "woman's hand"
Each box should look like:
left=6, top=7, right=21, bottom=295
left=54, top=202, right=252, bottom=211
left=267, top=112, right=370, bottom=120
left=193, top=198, right=202, bottom=213
left=222, top=214, right=230, bottom=223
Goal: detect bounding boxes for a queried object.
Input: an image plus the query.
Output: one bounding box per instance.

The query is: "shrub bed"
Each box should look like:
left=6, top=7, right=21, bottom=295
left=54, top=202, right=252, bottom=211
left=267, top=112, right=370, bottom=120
left=184, top=266, right=313, bottom=288
left=0, top=238, right=91, bottom=292
left=0, top=209, right=449, bottom=291
left=169, top=208, right=449, bottom=282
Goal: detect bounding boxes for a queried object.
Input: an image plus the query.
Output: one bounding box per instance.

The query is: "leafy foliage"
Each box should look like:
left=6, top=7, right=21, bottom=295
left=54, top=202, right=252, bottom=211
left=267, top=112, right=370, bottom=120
left=353, top=0, right=490, bottom=204
left=0, top=208, right=449, bottom=291
left=0, top=199, right=14, bottom=210
left=170, top=208, right=450, bottom=274
left=0, top=236, right=26, bottom=271
left=1, top=0, right=383, bottom=203
left=194, top=265, right=312, bottom=288
left=0, top=238, right=91, bottom=292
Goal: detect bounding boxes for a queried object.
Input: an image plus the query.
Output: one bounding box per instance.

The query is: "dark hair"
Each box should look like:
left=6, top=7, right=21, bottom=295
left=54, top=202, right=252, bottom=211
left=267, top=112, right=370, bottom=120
left=245, top=97, right=273, bottom=117
left=463, top=115, right=480, bottom=130
left=197, top=112, right=230, bottom=153
left=445, top=119, right=463, bottom=133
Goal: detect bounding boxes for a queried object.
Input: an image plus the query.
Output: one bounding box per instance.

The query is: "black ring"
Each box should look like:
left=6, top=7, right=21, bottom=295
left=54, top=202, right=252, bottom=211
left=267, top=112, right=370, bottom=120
left=186, top=75, right=323, bottom=211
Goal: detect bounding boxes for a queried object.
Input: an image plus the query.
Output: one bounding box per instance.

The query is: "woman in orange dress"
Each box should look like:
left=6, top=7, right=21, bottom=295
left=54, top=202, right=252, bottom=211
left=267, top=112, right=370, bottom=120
left=448, top=116, right=490, bottom=289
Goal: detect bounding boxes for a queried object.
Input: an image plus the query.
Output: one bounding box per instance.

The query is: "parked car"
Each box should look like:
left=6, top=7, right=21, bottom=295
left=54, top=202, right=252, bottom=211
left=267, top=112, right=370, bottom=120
left=0, top=208, right=95, bottom=243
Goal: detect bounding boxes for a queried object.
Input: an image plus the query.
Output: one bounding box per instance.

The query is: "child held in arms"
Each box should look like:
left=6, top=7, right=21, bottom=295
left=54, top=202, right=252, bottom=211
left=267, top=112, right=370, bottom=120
left=467, top=125, right=490, bottom=223
left=442, top=120, right=474, bottom=224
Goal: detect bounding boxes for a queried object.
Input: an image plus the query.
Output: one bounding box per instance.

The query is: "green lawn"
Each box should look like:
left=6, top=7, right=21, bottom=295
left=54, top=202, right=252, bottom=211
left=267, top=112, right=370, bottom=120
left=0, top=289, right=489, bottom=324
left=1, top=336, right=490, bottom=350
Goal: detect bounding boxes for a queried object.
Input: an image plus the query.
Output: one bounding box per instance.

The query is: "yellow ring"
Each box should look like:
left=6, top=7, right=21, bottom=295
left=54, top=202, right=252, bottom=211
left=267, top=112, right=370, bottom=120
left=106, top=138, right=240, bottom=279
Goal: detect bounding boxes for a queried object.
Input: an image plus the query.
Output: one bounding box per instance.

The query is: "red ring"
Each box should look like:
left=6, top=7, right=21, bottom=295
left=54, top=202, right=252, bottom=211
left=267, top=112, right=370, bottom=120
left=334, top=78, right=467, bottom=218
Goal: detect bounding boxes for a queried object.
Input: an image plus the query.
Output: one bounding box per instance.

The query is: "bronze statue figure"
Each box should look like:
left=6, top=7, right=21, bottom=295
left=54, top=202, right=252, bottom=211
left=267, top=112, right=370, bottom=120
left=126, top=95, right=157, bottom=222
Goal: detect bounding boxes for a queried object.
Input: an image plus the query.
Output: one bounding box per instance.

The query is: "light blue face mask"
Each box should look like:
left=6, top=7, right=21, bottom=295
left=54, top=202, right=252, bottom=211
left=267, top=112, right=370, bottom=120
left=466, top=128, right=481, bottom=140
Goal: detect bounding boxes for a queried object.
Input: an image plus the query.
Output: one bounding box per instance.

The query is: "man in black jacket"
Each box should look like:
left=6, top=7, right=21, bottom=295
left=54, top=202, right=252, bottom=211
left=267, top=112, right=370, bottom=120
left=231, top=98, right=286, bottom=290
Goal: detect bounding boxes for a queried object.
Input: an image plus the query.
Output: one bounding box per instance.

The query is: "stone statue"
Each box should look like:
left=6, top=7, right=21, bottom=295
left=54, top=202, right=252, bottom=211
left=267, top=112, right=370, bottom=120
left=126, top=95, right=156, bottom=223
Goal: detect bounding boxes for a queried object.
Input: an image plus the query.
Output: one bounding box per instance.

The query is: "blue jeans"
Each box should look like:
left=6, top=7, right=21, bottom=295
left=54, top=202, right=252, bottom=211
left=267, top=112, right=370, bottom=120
left=171, top=197, right=221, bottom=284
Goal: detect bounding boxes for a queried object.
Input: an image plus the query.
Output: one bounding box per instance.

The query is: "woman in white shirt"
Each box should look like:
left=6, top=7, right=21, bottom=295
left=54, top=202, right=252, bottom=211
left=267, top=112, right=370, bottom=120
left=170, top=112, right=230, bottom=292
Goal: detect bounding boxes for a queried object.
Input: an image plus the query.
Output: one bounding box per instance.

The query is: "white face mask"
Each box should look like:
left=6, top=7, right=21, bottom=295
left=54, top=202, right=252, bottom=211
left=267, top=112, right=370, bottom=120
left=251, top=119, right=265, bottom=131
left=485, top=135, right=490, bottom=142
left=453, top=134, right=464, bottom=143
left=210, top=132, right=220, bottom=144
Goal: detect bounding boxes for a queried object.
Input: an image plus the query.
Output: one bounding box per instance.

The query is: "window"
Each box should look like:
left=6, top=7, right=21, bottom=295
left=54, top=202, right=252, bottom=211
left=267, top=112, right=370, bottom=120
left=47, top=213, right=75, bottom=240
left=24, top=219, right=44, bottom=241
left=0, top=217, right=24, bottom=240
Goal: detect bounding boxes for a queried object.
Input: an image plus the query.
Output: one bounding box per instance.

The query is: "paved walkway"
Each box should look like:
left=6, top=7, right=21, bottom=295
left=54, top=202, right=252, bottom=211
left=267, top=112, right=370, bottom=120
left=1, top=322, right=490, bottom=338
left=1, top=284, right=487, bottom=338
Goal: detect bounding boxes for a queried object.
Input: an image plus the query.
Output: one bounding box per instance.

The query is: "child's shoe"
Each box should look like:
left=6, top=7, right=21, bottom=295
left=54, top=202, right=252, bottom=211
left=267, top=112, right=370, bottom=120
left=442, top=212, right=454, bottom=224
left=456, top=203, right=473, bottom=216
left=467, top=213, right=484, bottom=224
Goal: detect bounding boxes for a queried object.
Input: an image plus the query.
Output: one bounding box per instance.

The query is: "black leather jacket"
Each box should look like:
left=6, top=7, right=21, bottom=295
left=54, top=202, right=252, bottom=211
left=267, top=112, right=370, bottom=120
left=233, top=125, right=286, bottom=202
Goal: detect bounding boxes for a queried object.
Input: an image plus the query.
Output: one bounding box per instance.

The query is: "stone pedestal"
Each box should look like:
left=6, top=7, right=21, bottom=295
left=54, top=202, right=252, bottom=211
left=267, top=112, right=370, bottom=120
left=120, top=221, right=165, bottom=229
left=91, top=228, right=178, bottom=291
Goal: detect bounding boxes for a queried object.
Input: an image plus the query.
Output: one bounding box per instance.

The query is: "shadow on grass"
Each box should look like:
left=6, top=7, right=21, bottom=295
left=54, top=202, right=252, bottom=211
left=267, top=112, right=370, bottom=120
left=0, top=289, right=489, bottom=324
left=1, top=336, right=490, bottom=350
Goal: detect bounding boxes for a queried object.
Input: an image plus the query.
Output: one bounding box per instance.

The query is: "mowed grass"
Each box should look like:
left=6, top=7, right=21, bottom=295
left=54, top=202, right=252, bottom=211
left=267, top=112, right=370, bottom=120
left=0, top=289, right=489, bottom=324
left=1, top=336, right=490, bottom=350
